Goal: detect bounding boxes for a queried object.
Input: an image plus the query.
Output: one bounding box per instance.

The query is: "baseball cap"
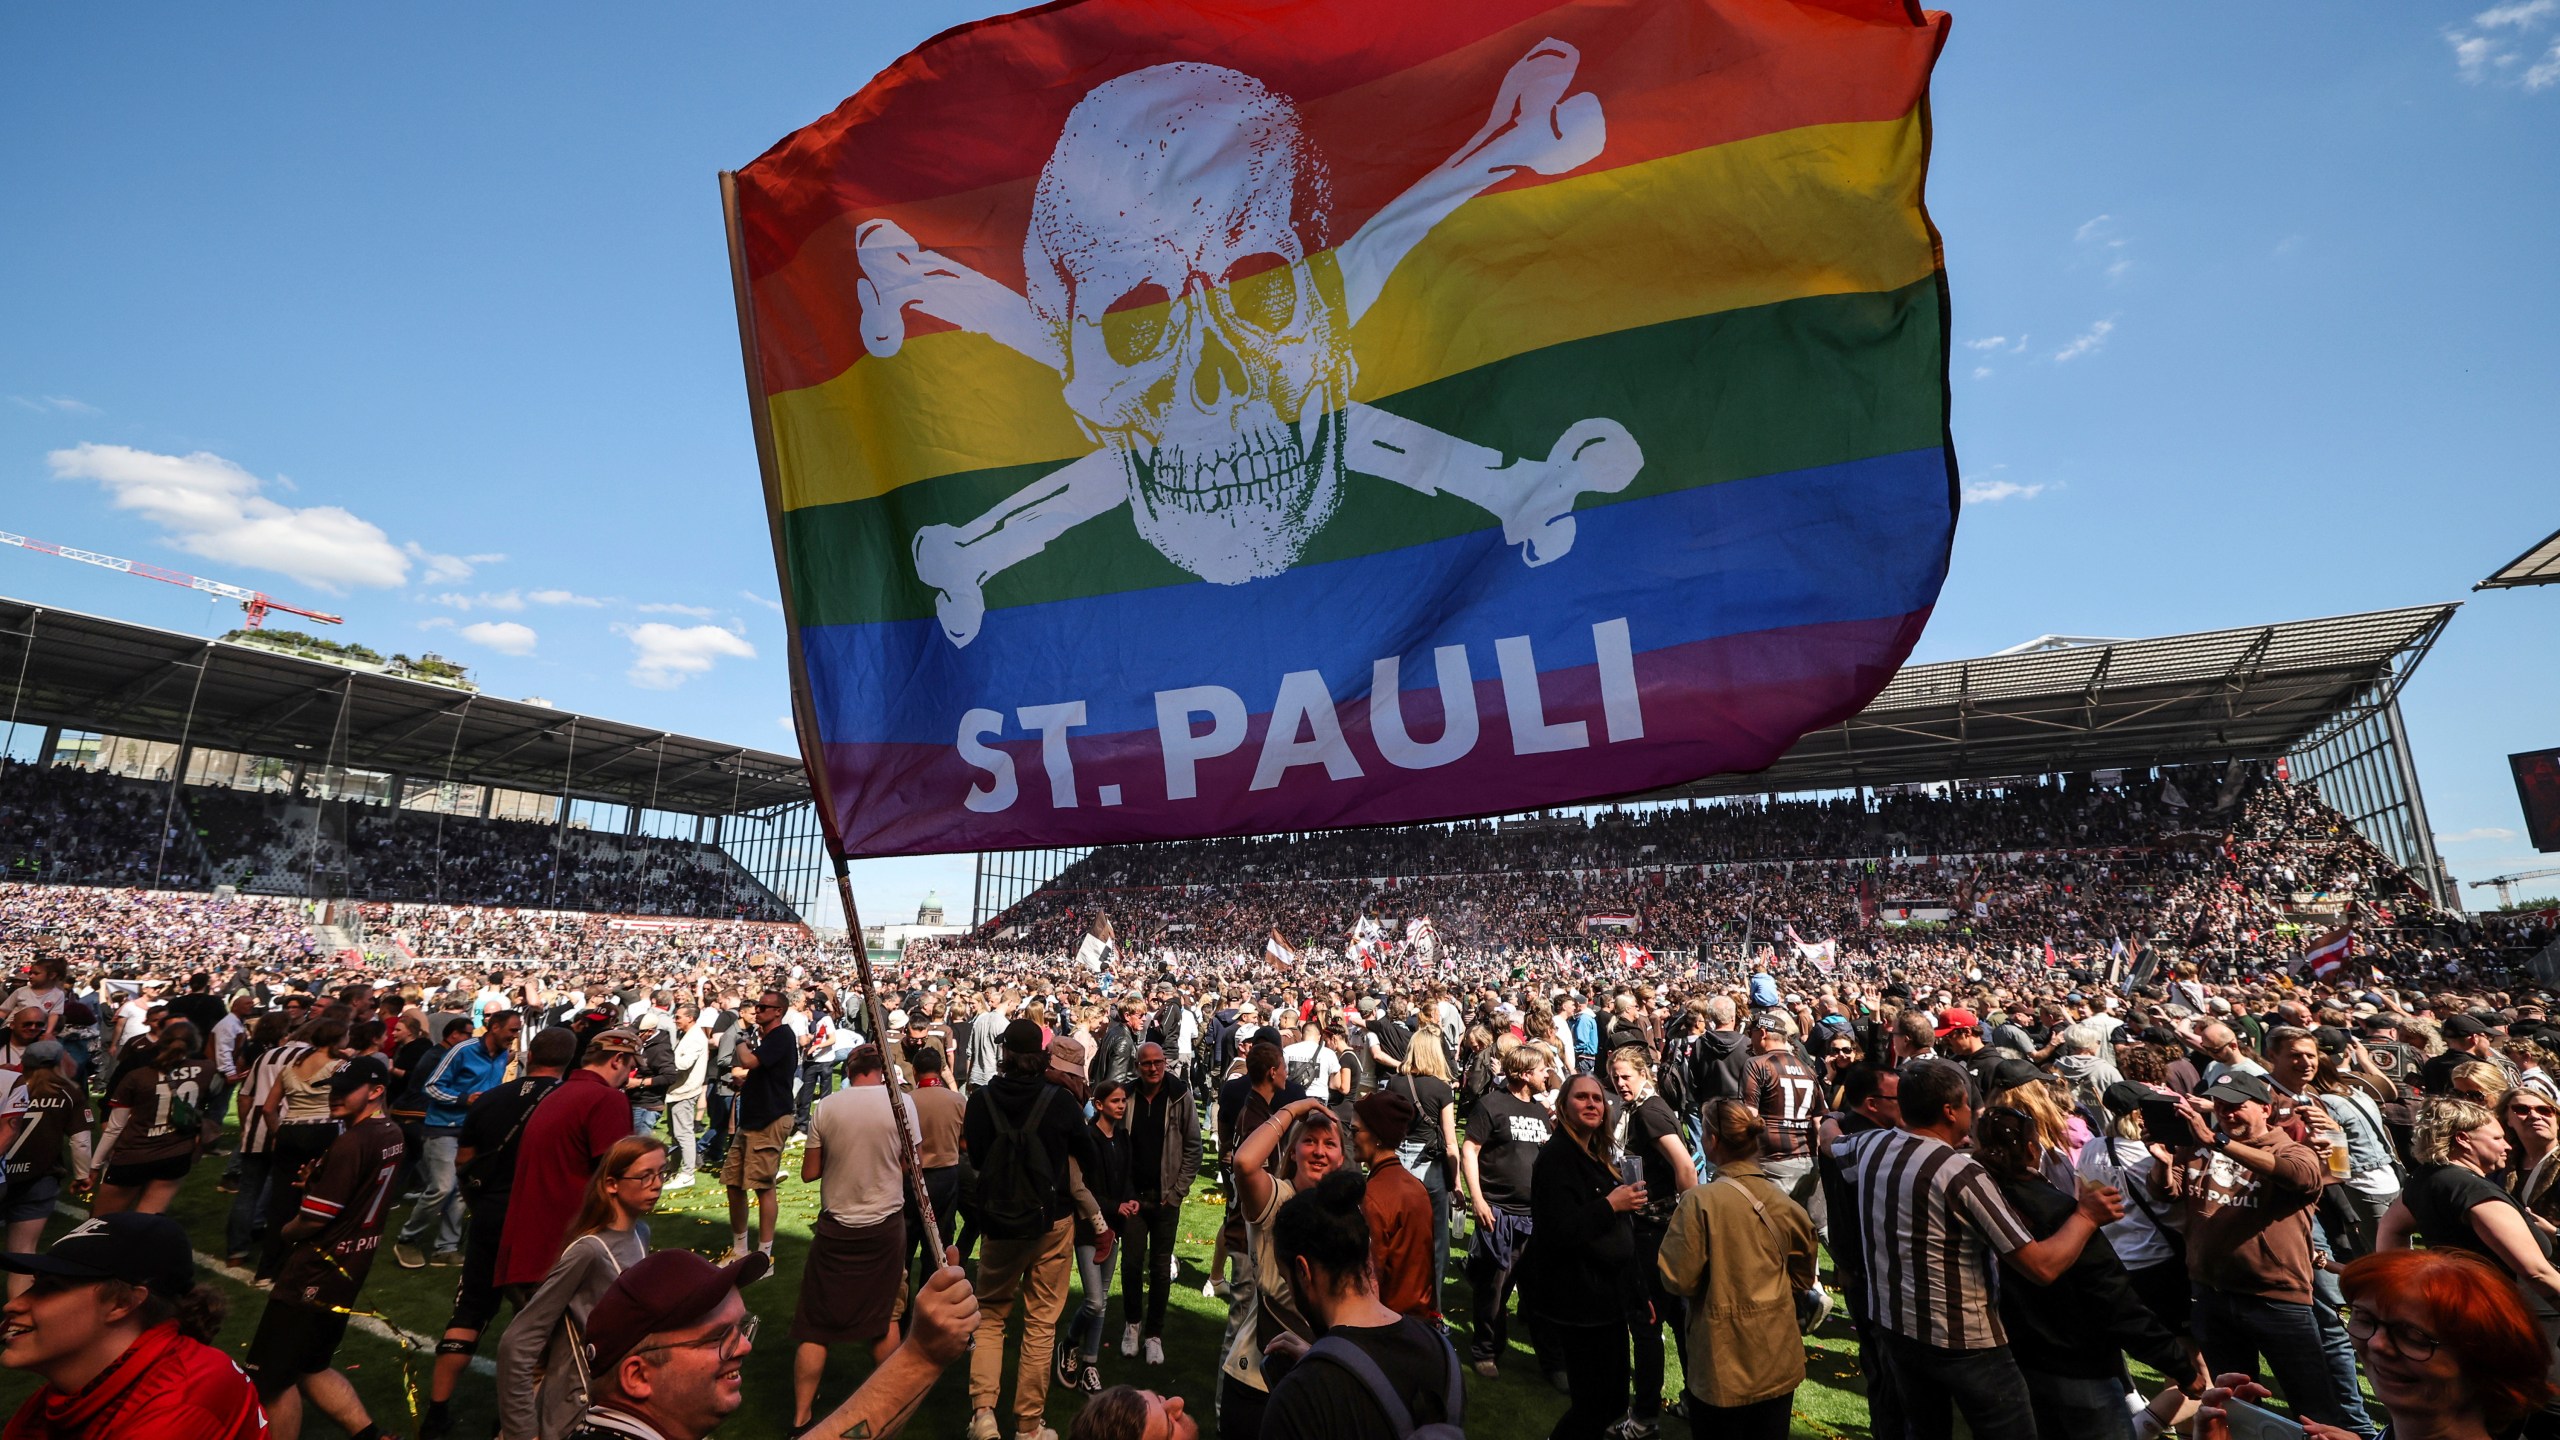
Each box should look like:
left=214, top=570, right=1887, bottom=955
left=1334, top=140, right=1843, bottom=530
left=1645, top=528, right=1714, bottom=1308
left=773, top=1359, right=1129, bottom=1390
left=329, top=1055, right=393, bottom=1093
left=582, top=1249, right=771, bottom=1374
left=0, top=1213, right=194, bottom=1298
left=2442, top=1014, right=2490, bottom=1039
left=2199, top=1071, right=2274, bottom=1106
left=1933, top=1007, right=1981, bottom=1038
left=1985, top=1057, right=2044, bottom=1092
left=585, top=1028, right=642, bottom=1057
left=1001, top=1018, right=1047, bottom=1054
left=2100, top=1080, right=2150, bottom=1118
left=18, top=1039, right=62, bottom=1070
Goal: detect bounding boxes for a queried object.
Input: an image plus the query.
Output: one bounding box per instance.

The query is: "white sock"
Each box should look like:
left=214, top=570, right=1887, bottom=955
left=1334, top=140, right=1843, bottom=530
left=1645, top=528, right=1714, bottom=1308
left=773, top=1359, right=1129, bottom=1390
left=731, top=1231, right=748, bottom=1254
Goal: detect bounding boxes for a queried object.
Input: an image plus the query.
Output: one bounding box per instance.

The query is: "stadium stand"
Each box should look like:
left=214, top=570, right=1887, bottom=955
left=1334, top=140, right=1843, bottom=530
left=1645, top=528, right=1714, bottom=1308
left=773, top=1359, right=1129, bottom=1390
left=932, top=763, right=2548, bottom=988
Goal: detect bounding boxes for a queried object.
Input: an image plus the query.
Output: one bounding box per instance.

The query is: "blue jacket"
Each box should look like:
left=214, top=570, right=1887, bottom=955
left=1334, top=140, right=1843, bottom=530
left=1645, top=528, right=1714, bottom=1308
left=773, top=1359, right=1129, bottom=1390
left=422, top=1038, right=513, bottom=1128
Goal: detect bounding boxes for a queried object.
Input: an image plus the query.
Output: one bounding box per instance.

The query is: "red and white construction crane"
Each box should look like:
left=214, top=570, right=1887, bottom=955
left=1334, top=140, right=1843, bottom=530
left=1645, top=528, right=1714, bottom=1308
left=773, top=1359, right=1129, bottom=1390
left=0, top=530, right=344, bottom=629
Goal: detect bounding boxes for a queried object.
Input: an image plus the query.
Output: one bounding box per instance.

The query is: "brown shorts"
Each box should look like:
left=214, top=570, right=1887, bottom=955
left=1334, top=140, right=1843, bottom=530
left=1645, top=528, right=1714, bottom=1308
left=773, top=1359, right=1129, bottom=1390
left=790, top=1211, right=908, bottom=1345
left=720, top=1114, right=793, bottom=1192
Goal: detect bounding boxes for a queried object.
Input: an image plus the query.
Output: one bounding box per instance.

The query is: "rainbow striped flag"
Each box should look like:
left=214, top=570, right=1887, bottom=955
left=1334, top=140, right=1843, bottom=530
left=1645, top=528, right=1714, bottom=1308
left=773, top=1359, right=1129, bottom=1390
left=728, top=0, right=1957, bottom=858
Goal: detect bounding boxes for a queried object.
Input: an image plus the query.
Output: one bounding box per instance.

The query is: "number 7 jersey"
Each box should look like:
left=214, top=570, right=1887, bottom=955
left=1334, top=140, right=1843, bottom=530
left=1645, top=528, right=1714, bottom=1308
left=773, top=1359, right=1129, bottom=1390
left=274, top=1115, right=407, bottom=1313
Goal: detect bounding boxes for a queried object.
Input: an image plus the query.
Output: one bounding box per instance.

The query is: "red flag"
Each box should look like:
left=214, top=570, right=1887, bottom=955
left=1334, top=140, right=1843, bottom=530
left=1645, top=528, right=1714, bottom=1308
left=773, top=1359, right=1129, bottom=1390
left=2295, top=928, right=2354, bottom=980
left=2042, top=937, right=2057, bottom=967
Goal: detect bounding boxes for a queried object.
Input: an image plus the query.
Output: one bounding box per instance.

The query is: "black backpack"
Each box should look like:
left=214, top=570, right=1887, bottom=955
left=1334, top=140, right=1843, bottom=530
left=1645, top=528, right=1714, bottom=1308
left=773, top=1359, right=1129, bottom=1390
left=969, top=1087, right=1059, bottom=1240
left=1654, top=1034, right=1694, bottom=1116
left=1301, top=1331, right=1465, bottom=1440
left=1285, top=1051, right=1323, bottom=1092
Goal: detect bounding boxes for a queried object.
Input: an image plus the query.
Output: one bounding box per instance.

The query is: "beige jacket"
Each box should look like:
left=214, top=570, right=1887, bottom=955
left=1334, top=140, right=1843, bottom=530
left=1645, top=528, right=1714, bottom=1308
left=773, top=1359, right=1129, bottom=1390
left=1655, top=1158, right=1819, bottom=1408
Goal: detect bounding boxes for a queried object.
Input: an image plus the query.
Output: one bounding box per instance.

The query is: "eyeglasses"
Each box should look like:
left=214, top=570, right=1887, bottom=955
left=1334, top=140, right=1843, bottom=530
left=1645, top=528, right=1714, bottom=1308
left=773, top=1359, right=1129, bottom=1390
left=2344, top=1310, right=2439, bottom=1361
left=615, top=1166, right=667, bottom=1187
left=2455, top=1089, right=2492, bottom=1103
left=2512, top=1104, right=2558, bottom=1119
left=637, top=1312, right=759, bottom=1358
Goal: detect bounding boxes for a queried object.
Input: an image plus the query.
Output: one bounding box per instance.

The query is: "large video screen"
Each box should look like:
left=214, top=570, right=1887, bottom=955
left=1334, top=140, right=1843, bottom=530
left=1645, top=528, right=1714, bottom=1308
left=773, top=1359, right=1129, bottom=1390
left=2515, top=749, right=2560, bottom=853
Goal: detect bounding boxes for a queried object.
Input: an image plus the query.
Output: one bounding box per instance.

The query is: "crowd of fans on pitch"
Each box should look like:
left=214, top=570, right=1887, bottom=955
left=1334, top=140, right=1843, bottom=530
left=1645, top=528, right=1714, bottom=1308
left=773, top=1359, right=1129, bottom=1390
left=2, top=765, right=2559, bottom=1440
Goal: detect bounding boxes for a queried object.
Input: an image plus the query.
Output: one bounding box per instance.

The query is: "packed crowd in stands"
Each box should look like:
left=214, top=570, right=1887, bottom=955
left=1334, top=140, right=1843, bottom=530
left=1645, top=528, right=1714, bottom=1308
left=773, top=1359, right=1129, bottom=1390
left=344, top=810, right=793, bottom=920
left=1066, top=782, right=2167, bottom=887
left=0, top=757, right=793, bottom=920
left=924, top=767, right=2513, bottom=990
left=0, top=759, right=204, bottom=889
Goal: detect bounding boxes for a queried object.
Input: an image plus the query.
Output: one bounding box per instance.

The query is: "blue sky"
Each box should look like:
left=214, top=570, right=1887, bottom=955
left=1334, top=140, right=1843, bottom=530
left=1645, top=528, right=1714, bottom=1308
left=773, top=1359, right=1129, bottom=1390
left=3, top=2, right=2556, bottom=923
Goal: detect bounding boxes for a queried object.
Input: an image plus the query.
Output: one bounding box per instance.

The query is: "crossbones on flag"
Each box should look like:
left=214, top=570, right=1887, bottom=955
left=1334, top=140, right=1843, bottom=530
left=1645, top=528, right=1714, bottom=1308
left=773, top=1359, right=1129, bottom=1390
left=728, top=0, right=1959, bottom=857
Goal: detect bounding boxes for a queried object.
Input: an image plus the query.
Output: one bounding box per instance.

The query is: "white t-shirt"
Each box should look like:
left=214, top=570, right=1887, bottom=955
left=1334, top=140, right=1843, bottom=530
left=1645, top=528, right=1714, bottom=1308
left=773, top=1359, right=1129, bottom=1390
left=1, top=986, right=65, bottom=1030
left=1280, top=1039, right=1337, bottom=1091
left=115, top=997, right=151, bottom=1047
left=805, top=1083, right=920, bottom=1226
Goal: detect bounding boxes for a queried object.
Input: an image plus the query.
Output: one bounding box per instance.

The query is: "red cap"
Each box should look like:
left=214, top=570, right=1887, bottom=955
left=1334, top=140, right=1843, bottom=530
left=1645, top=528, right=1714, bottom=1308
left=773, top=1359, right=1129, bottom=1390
left=1933, top=1007, right=1981, bottom=1037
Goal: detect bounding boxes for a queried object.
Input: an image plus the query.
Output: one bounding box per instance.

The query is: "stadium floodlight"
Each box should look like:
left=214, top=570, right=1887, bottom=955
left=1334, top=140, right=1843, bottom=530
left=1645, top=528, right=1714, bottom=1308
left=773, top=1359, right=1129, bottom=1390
left=0, top=529, right=344, bottom=629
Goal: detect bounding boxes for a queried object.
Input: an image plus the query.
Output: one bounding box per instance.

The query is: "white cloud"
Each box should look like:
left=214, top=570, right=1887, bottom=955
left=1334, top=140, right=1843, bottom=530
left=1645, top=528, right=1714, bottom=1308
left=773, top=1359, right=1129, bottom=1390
left=740, top=590, right=786, bottom=614
left=620, top=622, right=755, bottom=689
left=2481, top=0, right=2558, bottom=28
left=48, top=442, right=410, bottom=592
left=1972, top=366, right=1994, bottom=380
left=2074, top=214, right=2134, bottom=281
left=417, top=617, right=455, bottom=632
left=1963, top=479, right=2047, bottom=503
left=2053, top=319, right=2116, bottom=362
left=635, top=601, right=716, bottom=617
left=458, top=620, right=538, bottom=656
left=404, top=541, right=486, bottom=585
left=1963, top=336, right=2009, bottom=352
left=2436, top=826, right=2518, bottom=844
left=2448, top=0, right=2560, bottom=86
left=426, top=589, right=525, bottom=612
left=528, top=588, right=607, bottom=608
left=2529, top=39, right=2560, bottom=87
left=9, top=395, right=99, bottom=415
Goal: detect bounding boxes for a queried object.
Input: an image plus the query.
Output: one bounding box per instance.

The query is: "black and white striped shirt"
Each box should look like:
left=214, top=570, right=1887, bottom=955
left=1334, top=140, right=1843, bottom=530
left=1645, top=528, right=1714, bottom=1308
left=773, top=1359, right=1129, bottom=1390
left=1838, top=1126, right=2038, bottom=1350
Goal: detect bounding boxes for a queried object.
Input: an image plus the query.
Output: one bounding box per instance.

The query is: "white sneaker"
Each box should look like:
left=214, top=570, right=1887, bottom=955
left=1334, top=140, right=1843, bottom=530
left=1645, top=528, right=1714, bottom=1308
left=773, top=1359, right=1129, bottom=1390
left=1120, top=1323, right=1140, bottom=1358
left=666, top=1172, right=696, bottom=1190
left=968, top=1409, right=1000, bottom=1440
left=1200, top=1278, right=1219, bottom=1298
left=1143, top=1337, right=1163, bottom=1366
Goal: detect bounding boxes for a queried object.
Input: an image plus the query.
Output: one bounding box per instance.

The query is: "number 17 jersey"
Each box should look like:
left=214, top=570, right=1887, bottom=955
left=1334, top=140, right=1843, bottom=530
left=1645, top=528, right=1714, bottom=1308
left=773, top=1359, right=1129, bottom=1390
left=275, top=1114, right=407, bottom=1313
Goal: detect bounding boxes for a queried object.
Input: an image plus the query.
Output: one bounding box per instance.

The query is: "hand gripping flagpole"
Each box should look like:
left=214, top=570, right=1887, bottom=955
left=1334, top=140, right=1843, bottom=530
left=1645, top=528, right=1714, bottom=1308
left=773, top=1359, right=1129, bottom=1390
left=721, top=171, right=943, bottom=1264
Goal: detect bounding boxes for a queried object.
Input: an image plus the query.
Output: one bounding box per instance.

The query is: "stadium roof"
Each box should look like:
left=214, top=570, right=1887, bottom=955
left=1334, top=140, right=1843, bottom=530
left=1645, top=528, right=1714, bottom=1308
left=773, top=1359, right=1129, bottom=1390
left=1637, top=604, right=2459, bottom=802
left=0, top=596, right=809, bottom=816
left=2478, top=526, right=2560, bottom=590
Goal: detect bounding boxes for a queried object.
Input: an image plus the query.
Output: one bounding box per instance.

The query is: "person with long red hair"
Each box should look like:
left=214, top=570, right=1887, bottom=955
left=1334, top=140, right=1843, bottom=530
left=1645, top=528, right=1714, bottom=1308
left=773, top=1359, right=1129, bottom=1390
left=2203, top=1249, right=2555, bottom=1440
